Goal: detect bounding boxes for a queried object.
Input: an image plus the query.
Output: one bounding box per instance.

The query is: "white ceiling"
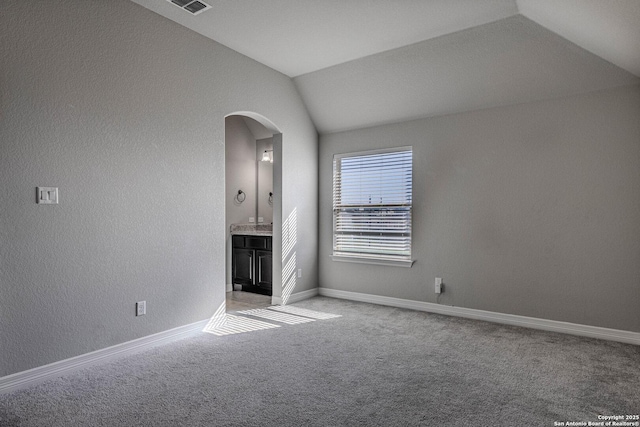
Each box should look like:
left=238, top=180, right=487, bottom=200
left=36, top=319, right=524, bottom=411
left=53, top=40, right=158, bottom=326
left=294, top=14, right=638, bottom=133
left=131, top=0, right=640, bottom=133
left=132, top=0, right=519, bottom=77
left=517, top=0, right=640, bottom=78
left=241, top=116, right=274, bottom=140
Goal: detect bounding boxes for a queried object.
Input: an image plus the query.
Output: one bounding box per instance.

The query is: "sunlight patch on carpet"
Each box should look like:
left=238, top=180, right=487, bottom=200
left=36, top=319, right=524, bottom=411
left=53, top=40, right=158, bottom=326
left=267, top=305, right=342, bottom=320
left=237, top=308, right=315, bottom=325
left=204, top=314, right=280, bottom=336
left=204, top=304, right=342, bottom=336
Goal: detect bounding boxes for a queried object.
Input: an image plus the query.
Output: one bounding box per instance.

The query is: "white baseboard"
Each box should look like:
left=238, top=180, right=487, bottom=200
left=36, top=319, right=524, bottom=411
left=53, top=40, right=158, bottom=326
left=226, top=283, right=233, bottom=292
left=0, top=319, right=209, bottom=395
left=5, top=289, right=636, bottom=395
left=318, top=288, right=640, bottom=346
left=272, top=287, right=319, bottom=305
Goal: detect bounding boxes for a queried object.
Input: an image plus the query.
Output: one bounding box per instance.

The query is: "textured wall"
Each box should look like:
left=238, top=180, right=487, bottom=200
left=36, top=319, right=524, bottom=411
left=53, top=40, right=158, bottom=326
left=0, top=0, right=317, bottom=377
left=256, top=138, right=274, bottom=225
left=225, top=116, right=258, bottom=287
left=319, top=85, right=640, bottom=332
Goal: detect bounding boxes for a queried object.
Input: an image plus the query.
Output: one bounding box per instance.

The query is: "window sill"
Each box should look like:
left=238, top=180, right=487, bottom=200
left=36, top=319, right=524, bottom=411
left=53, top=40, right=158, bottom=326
left=331, top=255, right=414, bottom=268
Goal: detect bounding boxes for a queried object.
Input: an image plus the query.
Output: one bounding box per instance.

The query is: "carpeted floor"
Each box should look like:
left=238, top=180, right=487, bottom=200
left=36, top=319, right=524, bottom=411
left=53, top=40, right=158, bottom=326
left=1, top=296, right=639, bottom=426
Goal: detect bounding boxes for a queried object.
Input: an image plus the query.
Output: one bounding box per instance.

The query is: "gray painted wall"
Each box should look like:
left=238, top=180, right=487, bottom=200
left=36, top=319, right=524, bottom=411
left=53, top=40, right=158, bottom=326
left=226, top=116, right=257, bottom=225
left=225, top=116, right=258, bottom=287
left=0, top=0, right=317, bottom=377
left=256, top=138, right=274, bottom=225
left=319, top=85, right=640, bottom=332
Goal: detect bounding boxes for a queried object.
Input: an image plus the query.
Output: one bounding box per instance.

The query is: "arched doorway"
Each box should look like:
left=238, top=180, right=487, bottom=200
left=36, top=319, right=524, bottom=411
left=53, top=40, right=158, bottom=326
left=224, top=112, right=282, bottom=311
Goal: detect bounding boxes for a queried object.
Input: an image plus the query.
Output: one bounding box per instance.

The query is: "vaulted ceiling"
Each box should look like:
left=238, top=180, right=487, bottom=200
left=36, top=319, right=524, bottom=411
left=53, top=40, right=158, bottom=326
left=132, top=0, right=640, bottom=133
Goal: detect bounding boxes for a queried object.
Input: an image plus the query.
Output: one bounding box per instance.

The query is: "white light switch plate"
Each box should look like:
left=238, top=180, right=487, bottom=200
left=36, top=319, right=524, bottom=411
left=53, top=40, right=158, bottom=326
left=37, top=187, right=58, bottom=204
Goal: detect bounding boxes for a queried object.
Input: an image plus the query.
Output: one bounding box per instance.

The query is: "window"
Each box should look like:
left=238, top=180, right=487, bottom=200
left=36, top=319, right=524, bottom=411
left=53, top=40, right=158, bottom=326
left=332, top=147, right=413, bottom=267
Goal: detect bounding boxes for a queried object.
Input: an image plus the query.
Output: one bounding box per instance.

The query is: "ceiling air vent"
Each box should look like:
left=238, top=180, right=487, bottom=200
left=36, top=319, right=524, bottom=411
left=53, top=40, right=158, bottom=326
left=169, top=0, right=211, bottom=15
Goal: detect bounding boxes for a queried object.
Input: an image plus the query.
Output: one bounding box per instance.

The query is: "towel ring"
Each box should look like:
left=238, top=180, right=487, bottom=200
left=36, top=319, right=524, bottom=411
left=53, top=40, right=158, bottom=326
left=268, top=192, right=273, bottom=205
left=235, top=190, right=246, bottom=203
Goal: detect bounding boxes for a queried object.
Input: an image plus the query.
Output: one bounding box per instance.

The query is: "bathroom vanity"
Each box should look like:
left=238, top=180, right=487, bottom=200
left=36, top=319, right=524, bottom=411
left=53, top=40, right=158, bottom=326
left=231, top=224, right=272, bottom=296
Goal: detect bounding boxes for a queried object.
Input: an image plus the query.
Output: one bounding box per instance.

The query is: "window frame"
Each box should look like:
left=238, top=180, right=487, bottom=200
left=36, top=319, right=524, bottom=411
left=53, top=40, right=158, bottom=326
left=331, top=146, right=414, bottom=268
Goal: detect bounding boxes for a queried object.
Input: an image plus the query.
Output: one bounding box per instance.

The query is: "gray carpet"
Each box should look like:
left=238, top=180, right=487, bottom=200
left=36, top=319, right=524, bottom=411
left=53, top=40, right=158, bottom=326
left=1, top=297, right=639, bottom=426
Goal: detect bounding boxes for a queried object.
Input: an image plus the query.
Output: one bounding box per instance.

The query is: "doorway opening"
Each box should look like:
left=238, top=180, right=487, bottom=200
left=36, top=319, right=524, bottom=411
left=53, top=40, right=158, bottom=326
left=224, top=112, right=281, bottom=313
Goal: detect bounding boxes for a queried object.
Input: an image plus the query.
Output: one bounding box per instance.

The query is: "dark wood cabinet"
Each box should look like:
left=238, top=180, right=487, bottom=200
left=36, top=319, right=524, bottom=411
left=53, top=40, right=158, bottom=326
left=232, top=248, right=254, bottom=286
left=255, top=250, right=272, bottom=289
left=232, top=235, right=272, bottom=295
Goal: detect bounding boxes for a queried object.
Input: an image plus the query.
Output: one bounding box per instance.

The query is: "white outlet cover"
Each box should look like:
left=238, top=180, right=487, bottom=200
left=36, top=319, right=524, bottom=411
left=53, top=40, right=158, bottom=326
left=136, top=301, right=146, bottom=316
left=435, top=278, right=442, bottom=294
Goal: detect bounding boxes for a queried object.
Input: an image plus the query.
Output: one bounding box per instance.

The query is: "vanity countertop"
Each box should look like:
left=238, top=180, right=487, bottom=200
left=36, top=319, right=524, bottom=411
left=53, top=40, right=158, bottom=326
left=230, top=223, right=273, bottom=236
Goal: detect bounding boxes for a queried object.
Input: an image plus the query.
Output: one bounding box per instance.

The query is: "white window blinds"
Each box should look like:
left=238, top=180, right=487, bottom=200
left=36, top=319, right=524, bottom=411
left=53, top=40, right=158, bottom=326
left=333, top=147, right=413, bottom=263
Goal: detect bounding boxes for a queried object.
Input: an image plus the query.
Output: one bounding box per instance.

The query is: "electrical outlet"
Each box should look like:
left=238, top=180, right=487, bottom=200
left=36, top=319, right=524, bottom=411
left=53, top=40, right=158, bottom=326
left=297, top=269, right=302, bottom=278
left=136, top=301, right=146, bottom=316
left=435, top=278, right=443, bottom=294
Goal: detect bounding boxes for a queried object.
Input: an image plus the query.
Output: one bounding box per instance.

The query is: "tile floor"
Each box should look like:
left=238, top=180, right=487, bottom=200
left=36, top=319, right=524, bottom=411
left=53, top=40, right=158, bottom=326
left=225, top=290, right=272, bottom=312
